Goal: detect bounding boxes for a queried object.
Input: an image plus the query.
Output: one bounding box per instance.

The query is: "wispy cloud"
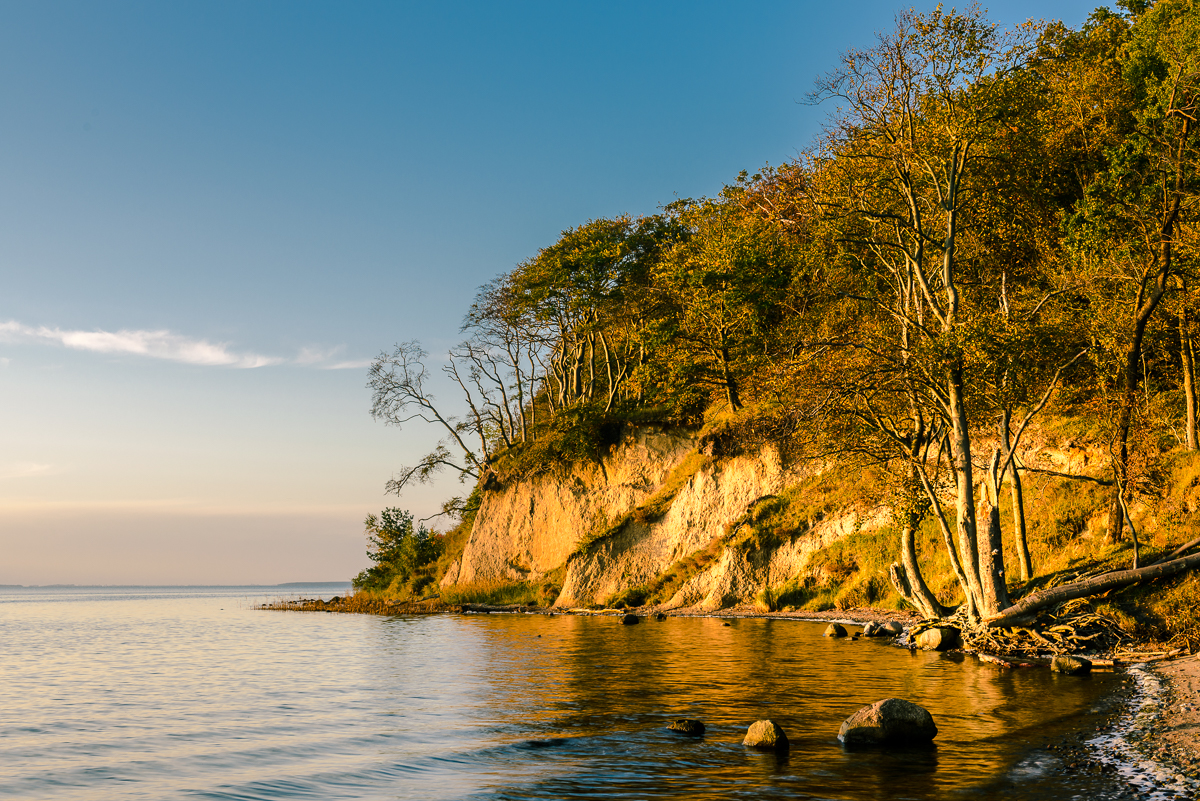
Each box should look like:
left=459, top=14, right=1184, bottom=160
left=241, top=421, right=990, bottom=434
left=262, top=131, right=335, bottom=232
left=296, top=345, right=371, bottom=370
left=0, top=321, right=280, bottom=368
left=0, top=462, right=57, bottom=480
left=0, top=320, right=375, bottom=371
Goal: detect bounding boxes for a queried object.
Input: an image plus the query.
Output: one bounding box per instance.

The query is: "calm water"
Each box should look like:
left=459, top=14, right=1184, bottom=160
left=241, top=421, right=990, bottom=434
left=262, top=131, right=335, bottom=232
left=0, top=586, right=1129, bottom=800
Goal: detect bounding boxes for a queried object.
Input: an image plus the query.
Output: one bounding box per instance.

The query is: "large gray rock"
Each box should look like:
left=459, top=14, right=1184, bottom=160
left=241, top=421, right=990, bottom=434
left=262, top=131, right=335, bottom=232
left=916, top=627, right=959, bottom=651
left=667, top=719, right=705, bottom=736
left=862, top=622, right=881, bottom=637
left=621, top=613, right=639, bottom=625
left=824, top=623, right=848, bottom=638
left=838, top=698, right=938, bottom=747
left=743, top=719, right=789, bottom=750
left=1051, top=655, right=1092, bottom=675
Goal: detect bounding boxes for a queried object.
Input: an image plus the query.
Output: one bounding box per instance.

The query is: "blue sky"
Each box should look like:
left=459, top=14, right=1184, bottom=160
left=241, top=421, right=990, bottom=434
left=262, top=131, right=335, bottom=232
left=0, top=0, right=1103, bottom=584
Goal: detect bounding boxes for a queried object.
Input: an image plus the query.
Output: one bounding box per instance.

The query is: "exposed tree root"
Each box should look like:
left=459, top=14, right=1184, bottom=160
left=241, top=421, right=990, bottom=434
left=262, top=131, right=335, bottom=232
left=984, top=551, right=1200, bottom=629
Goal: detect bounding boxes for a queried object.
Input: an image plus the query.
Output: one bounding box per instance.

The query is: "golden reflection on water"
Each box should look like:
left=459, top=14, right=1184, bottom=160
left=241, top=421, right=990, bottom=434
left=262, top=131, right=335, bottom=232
left=411, top=614, right=1120, bottom=799
left=1, top=590, right=1122, bottom=801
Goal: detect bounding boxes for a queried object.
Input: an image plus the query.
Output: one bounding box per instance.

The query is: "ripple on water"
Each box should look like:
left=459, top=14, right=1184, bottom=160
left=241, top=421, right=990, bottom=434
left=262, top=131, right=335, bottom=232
left=0, top=588, right=1132, bottom=800
left=1087, top=664, right=1200, bottom=800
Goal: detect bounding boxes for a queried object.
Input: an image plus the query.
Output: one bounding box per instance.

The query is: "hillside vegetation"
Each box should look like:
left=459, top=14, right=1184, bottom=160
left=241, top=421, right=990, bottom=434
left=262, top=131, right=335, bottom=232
left=361, top=2, right=1200, bottom=651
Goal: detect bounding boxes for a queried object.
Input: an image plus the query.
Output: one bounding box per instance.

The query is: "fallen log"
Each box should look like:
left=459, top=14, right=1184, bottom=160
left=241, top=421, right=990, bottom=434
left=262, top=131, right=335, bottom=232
left=985, top=551, right=1200, bottom=628
left=1152, top=535, right=1200, bottom=566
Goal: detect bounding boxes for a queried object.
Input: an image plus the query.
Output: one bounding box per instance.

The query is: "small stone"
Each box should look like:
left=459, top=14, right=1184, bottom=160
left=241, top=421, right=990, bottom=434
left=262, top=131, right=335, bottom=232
left=668, top=719, right=705, bottom=736
left=654, top=612, right=667, bottom=621
left=1051, top=655, right=1092, bottom=675
left=723, top=622, right=731, bottom=627
left=743, top=719, right=789, bottom=750
left=824, top=623, right=848, bottom=638
left=838, top=698, right=938, bottom=747
left=621, top=613, right=639, bottom=625
left=916, top=627, right=960, bottom=651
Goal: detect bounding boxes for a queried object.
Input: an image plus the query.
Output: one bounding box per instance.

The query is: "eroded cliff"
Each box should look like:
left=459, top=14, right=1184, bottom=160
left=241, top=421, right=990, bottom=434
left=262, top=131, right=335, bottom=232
left=440, top=424, right=888, bottom=610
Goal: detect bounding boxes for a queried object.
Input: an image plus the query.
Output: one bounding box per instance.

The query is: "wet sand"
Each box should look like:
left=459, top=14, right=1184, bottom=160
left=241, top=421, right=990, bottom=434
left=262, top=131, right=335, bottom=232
left=1153, top=655, right=1200, bottom=775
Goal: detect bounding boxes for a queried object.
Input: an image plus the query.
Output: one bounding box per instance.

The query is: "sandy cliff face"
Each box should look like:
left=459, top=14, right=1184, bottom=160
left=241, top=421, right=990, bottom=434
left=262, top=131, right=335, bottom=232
left=554, top=447, right=819, bottom=607
left=439, top=419, right=1138, bottom=611
left=442, top=424, right=884, bottom=609
left=442, top=427, right=697, bottom=588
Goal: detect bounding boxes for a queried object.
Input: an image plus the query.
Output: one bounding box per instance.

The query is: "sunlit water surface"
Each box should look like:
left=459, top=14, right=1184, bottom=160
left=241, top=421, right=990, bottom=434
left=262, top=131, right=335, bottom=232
left=0, top=586, right=1129, bottom=800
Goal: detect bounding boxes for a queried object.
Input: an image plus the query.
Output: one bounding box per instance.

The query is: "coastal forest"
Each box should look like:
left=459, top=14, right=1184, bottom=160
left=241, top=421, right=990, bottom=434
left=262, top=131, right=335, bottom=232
left=359, top=1, right=1200, bottom=652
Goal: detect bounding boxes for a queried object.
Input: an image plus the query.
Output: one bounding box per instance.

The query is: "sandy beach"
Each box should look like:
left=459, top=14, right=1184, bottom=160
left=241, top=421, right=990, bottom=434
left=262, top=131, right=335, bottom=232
left=1152, top=656, right=1200, bottom=777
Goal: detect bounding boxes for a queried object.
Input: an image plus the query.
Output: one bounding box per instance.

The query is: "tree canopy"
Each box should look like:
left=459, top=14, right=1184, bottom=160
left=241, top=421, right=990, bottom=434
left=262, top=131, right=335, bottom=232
left=371, top=2, right=1200, bottom=625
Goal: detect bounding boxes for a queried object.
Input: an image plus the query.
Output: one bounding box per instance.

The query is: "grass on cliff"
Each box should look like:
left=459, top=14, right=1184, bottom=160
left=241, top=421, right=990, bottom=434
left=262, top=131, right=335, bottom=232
left=742, top=450, right=1200, bottom=618
left=572, top=450, right=713, bottom=556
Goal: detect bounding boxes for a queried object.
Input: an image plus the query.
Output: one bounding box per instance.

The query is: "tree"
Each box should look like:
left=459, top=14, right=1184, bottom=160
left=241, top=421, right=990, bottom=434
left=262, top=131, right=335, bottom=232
left=368, top=341, right=488, bottom=512
left=353, top=508, right=443, bottom=592
left=1062, top=0, right=1200, bottom=541
left=652, top=198, right=794, bottom=412
left=810, top=4, right=1047, bottom=620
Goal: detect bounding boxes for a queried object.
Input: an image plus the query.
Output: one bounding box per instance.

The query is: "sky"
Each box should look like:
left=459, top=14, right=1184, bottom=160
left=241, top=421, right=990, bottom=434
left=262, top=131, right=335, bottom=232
left=0, top=0, right=1105, bottom=585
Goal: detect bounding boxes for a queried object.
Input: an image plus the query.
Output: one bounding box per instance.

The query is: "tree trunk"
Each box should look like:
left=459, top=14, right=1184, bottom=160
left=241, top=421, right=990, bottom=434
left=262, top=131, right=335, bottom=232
left=947, top=367, right=987, bottom=616
left=1183, top=309, right=1197, bottom=450
left=978, top=486, right=1011, bottom=614
left=1010, top=467, right=1032, bottom=582
left=718, top=329, right=741, bottom=411
left=888, top=513, right=949, bottom=619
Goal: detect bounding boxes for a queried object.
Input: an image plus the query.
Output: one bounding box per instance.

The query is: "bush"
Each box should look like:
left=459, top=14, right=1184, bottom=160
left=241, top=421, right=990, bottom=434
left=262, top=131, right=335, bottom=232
left=353, top=508, right=444, bottom=593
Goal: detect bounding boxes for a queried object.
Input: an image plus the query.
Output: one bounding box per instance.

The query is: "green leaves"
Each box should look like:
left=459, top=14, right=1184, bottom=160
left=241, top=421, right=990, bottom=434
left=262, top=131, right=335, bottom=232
left=353, top=508, right=443, bottom=592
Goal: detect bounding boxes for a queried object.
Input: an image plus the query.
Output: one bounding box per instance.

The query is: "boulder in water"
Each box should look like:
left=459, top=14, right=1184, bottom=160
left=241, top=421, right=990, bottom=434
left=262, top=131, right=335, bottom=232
left=1051, top=655, right=1092, bottom=675
left=864, top=620, right=903, bottom=638
left=838, top=698, right=938, bottom=747
left=916, top=627, right=959, bottom=651
left=742, top=719, right=789, bottom=750
left=654, top=612, right=667, bottom=621
left=621, top=613, right=640, bottom=625
left=824, top=623, right=848, bottom=638
left=668, top=719, right=705, bottom=736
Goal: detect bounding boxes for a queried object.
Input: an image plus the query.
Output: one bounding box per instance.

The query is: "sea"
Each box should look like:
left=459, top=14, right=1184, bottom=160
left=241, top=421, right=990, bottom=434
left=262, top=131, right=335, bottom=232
left=0, top=585, right=1155, bottom=800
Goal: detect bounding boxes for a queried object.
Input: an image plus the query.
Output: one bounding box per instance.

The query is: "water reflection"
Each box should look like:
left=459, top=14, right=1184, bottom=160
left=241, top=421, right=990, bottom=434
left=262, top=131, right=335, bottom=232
left=0, top=590, right=1126, bottom=800
left=402, top=614, right=1120, bottom=800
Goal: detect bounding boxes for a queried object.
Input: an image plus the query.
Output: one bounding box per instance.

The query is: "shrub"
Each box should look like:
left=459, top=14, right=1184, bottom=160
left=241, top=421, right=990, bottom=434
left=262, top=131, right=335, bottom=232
left=353, top=508, right=444, bottom=593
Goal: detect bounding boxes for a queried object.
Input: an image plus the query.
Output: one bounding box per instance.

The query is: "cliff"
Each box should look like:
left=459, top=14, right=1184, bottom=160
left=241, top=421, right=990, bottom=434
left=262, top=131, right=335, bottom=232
left=439, top=424, right=889, bottom=610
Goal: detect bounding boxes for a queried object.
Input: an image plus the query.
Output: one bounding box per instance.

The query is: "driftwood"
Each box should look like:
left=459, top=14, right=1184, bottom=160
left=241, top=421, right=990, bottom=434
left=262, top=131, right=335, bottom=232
left=985, top=551, right=1200, bottom=628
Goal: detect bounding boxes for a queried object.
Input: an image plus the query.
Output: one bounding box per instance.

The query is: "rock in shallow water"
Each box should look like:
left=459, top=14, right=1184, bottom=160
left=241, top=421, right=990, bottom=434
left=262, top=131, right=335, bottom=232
left=838, top=698, right=938, bottom=747
left=824, top=623, right=848, bottom=638
left=668, top=719, right=705, bottom=736
left=1051, top=655, right=1092, bottom=675
left=916, top=626, right=959, bottom=651
left=621, top=614, right=639, bottom=625
left=743, top=719, right=789, bottom=750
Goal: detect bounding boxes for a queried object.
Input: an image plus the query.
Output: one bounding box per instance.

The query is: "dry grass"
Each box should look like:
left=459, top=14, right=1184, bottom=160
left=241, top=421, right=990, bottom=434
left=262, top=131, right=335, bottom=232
left=440, top=580, right=543, bottom=607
